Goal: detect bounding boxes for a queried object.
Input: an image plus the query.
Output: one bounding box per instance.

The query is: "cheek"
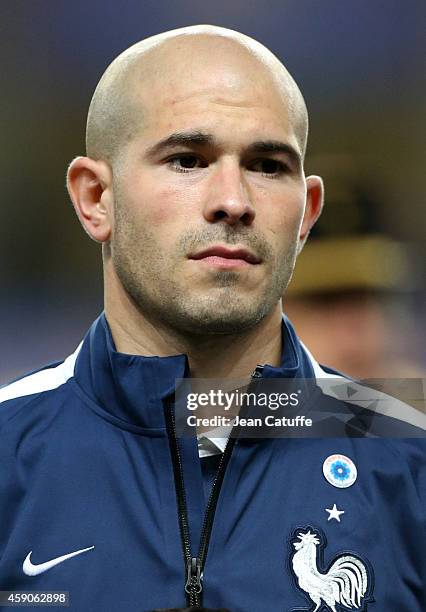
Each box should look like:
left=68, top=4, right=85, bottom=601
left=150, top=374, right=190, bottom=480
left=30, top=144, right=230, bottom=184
left=140, top=184, right=193, bottom=226
left=262, top=195, right=305, bottom=242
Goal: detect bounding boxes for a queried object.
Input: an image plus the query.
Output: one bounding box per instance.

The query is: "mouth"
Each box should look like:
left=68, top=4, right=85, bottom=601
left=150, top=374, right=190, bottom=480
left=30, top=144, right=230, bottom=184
left=188, top=245, right=261, bottom=268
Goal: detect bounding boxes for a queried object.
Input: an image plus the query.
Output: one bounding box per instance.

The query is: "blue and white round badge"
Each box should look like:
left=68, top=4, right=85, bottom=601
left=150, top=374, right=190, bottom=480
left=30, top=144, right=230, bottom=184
left=323, top=454, right=357, bottom=488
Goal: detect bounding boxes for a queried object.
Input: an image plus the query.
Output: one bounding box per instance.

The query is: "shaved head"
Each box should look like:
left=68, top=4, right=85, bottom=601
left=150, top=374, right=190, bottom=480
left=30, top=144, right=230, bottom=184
left=68, top=24, right=324, bottom=345
left=86, top=25, right=309, bottom=164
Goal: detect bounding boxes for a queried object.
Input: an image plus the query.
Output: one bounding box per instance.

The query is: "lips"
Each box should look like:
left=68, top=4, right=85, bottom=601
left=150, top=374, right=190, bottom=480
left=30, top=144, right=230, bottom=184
left=189, top=246, right=261, bottom=264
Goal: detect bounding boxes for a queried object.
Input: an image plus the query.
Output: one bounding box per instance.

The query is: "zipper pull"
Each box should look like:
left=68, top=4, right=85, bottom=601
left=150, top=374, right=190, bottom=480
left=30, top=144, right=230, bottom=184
left=185, top=556, right=203, bottom=596
left=251, top=365, right=264, bottom=379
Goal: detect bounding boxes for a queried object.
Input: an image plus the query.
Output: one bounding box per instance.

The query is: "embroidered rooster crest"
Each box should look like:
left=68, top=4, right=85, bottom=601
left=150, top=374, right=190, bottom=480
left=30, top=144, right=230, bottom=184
left=290, top=528, right=373, bottom=612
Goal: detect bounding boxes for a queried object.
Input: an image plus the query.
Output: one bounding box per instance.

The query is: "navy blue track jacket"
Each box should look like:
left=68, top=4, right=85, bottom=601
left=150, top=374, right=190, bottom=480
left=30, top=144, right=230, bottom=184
left=1, top=314, right=425, bottom=611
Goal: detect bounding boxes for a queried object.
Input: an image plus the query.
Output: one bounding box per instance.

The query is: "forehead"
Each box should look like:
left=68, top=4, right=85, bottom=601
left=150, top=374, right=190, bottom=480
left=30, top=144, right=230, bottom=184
left=126, top=37, right=299, bottom=151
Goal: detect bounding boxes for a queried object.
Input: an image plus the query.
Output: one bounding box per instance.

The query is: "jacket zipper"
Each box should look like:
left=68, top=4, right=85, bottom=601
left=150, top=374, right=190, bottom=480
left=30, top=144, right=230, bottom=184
left=164, top=365, right=264, bottom=607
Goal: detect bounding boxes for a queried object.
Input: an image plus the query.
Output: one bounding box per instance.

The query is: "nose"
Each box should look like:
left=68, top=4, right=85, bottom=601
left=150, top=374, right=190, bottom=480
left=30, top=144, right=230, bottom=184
left=202, top=159, right=255, bottom=226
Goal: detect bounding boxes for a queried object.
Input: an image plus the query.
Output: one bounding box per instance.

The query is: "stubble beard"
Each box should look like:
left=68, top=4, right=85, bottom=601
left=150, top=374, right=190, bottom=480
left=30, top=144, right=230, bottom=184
left=111, top=200, right=298, bottom=337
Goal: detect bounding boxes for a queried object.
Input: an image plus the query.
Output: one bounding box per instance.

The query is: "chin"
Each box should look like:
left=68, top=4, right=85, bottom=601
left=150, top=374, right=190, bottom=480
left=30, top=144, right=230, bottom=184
left=165, top=302, right=272, bottom=336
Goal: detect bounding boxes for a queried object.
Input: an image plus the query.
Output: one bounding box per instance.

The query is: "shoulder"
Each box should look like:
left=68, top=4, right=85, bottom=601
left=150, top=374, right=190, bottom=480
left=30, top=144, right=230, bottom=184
left=299, top=341, right=426, bottom=437
left=0, top=345, right=81, bottom=427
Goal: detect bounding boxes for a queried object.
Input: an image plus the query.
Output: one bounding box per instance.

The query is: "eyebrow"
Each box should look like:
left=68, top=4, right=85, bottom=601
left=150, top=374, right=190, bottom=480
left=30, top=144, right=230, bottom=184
left=247, top=140, right=302, bottom=168
left=145, top=131, right=302, bottom=167
left=145, top=131, right=215, bottom=157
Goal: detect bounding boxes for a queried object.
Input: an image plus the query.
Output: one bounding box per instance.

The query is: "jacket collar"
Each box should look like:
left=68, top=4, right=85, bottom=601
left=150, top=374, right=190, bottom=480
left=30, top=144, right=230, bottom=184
left=73, top=312, right=314, bottom=429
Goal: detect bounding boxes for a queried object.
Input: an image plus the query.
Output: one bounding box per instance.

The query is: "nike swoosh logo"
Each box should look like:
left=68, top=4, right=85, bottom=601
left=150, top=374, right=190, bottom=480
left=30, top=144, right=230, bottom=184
left=23, top=546, right=95, bottom=576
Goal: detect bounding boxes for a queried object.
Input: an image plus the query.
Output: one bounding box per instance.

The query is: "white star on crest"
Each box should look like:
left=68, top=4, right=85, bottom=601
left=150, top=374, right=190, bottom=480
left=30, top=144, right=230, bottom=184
left=326, top=503, right=345, bottom=522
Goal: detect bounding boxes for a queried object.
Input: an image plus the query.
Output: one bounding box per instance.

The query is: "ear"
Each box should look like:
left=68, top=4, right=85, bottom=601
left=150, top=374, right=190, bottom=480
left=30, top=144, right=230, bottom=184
left=66, top=156, right=113, bottom=243
left=298, top=175, right=324, bottom=253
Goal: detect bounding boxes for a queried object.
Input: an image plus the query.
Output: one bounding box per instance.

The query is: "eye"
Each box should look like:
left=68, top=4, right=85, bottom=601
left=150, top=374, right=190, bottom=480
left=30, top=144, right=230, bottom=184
left=168, top=154, right=207, bottom=173
left=249, top=158, right=287, bottom=177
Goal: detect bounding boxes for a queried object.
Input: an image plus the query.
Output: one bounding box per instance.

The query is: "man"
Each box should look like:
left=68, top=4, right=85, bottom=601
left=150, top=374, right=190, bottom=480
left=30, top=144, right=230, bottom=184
left=0, top=25, right=425, bottom=612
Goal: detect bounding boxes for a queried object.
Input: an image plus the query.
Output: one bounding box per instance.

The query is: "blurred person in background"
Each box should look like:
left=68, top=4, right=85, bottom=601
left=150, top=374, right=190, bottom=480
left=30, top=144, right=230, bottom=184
left=285, top=156, right=426, bottom=380
left=0, top=25, right=425, bottom=612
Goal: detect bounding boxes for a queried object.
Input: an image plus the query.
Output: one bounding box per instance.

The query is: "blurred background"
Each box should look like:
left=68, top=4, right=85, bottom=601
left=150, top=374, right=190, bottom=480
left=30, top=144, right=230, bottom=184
left=1, top=0, right=425, bottom=384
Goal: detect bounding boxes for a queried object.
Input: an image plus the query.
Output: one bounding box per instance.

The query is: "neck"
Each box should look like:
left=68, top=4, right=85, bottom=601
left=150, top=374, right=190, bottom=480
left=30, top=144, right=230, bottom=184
left=104, top=273, right=283, bottom=380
